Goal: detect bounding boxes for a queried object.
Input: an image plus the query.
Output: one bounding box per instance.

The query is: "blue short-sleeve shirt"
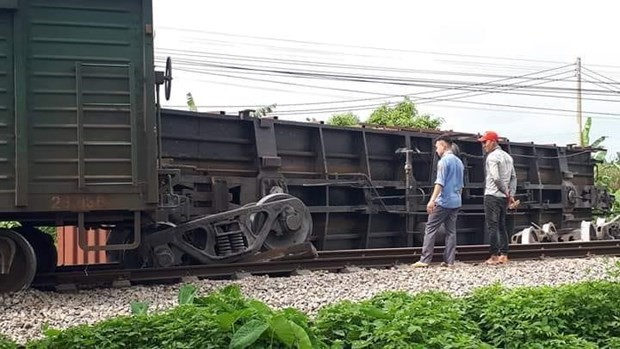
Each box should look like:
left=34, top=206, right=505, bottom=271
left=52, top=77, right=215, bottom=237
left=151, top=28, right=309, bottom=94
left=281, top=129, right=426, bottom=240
left=434, top=152, right=465, bottom=208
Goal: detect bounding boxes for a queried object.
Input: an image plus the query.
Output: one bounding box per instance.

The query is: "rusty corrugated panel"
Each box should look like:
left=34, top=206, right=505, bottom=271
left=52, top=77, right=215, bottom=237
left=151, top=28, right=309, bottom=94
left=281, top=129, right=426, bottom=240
left=56, top=227, right=108, bottom=266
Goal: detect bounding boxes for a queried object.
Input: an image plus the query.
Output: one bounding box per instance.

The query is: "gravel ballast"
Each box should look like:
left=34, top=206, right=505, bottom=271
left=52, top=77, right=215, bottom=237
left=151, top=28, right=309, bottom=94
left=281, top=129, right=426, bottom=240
left=1, top=256, right=618, bottom=344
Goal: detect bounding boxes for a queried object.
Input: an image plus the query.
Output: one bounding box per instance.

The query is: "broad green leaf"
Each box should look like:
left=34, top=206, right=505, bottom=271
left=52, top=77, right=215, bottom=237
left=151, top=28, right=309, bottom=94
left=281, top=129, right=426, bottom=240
left=216, top=313, right=236, bottom=330
left=229, top=319, right=269, bottom=349
left=595, top=150, right=608, bottom=162
left=130, top=301, right=149, bottom=315
left=269, top=315, right=295, bottom=346
left=591, top=135, right=607, bottom=148
left=178, top=284, right=198, bottom=305
left=232, top=308, right=255, bottom=322
left=247, top=299, right=272, bottom=315
left=289, top=320, right=313, bottom=349
left=269, top=315, right=312, bottom=349
left=582, top=116, right=592, bottom=146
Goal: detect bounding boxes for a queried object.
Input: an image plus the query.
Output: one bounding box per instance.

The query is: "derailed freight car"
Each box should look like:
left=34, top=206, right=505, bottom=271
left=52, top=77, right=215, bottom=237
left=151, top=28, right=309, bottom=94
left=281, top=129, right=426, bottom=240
left=159, top=108, right=614, bottom=249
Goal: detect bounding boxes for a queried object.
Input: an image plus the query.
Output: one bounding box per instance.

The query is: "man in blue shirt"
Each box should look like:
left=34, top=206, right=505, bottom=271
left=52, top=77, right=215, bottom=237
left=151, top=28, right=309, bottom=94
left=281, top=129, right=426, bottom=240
left=412, top=135, right=465, bottom=267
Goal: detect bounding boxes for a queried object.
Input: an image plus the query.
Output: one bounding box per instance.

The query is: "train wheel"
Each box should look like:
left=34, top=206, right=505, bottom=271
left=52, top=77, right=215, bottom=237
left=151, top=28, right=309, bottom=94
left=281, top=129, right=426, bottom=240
left=14, top=227, right=57, bottom=274
left=251, top=193, right=313, bottom=250
left=0, top=229, right=37, bottom=293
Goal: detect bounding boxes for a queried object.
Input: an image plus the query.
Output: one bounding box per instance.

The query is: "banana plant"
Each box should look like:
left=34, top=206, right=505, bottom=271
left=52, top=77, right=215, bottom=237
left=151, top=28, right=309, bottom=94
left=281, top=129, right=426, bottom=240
left=581, top=116, right=607, bottom=161
left=186, top=92, right=198, bottom=112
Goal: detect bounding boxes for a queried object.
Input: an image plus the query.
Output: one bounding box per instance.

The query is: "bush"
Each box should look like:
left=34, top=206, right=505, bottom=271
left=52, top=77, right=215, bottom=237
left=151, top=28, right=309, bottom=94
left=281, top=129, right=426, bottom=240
left=314, top=291, right=489, bottom=348
left=326, top=112, right=360, bottom=127
left=28, top=285, right=321, bottom=349
left=520, top=335, right=598, bottom=349
left=464, top=280, right=620, bottom=348
left=8, top=280, right=620, bottom=348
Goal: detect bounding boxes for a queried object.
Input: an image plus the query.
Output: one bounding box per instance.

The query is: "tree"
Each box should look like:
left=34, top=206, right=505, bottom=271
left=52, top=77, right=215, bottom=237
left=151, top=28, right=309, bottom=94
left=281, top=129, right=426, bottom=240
left=326, top=112, right=360, bottom=127
left=367, top=97, right=443, bottom=129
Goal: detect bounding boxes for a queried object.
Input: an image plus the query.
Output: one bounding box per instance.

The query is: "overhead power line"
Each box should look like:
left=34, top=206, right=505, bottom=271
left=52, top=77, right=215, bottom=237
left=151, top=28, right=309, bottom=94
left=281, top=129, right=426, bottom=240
left=164, top=62, right=620, bottom=100
left=157, top=27, right=620, bottom=72
left=157, top=26, right=573, bottom=65
left=156, top=48, right=574, bottom=80
left=169, top=66, right=579, bottom=103
left=157, top=57, right=620, bottom=97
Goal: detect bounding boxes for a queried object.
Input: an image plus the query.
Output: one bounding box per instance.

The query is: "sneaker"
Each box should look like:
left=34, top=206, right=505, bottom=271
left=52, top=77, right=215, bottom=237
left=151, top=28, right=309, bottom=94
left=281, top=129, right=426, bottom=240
left=497, top=255, right=509, bottom=264
left=411, top=261, right=429, bottom=268
left=440, top=262, right=454, bottom=268
left=484, top=255, right=499, bottom=265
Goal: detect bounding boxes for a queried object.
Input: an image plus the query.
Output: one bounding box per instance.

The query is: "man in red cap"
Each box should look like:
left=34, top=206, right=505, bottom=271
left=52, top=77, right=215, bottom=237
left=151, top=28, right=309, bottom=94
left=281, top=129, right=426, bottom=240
left=478, top=131, right=517, bottom=265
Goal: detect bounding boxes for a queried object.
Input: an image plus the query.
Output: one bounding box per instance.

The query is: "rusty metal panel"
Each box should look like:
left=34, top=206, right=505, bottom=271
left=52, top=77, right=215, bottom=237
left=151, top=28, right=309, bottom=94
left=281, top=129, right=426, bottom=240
left=56, top=226, right=108, bottom=266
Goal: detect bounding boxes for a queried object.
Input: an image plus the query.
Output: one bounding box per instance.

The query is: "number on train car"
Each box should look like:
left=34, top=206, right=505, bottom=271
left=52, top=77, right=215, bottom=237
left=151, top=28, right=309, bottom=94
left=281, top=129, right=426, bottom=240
left=50, top=196, right=106, bottom=211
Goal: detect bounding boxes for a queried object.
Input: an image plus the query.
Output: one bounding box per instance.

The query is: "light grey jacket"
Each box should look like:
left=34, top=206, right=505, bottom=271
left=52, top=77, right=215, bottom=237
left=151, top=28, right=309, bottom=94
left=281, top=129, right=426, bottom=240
left=484, top=147, right=517, bottom=197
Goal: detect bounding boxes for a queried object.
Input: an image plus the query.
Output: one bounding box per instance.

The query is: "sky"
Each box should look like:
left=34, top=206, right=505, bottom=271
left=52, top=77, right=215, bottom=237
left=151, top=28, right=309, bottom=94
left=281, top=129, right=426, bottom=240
left=151, top=0, right=620, bottom=159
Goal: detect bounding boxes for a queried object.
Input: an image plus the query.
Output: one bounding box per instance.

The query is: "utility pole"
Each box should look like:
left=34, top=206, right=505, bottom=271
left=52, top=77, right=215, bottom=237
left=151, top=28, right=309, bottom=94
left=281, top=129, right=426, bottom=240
left=576, top=57, right=583, bottom=146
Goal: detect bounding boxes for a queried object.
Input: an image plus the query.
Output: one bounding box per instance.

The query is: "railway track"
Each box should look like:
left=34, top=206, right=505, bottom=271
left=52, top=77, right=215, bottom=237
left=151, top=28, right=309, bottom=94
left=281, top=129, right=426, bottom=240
left=31, top=240, right=620, bottom=292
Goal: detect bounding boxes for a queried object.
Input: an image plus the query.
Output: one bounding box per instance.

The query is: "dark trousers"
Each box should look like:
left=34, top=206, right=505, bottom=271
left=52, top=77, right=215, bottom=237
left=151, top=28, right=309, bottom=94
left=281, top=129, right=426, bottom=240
left=420, top=206, right=459, bottom=264
left=484, top=195, right=509, bottom=255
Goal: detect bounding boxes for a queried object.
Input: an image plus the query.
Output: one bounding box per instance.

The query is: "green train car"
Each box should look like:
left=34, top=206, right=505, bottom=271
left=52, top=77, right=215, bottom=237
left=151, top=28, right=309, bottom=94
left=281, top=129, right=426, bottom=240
left=0, top=0, right=313, bottom=293
left=0, top=0, right=159, bottom=291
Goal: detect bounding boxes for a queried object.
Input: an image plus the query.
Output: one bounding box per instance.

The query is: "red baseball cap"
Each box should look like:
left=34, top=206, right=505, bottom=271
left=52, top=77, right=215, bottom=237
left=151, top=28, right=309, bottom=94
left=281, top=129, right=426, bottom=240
left=478, top=131, right=499, bottom=142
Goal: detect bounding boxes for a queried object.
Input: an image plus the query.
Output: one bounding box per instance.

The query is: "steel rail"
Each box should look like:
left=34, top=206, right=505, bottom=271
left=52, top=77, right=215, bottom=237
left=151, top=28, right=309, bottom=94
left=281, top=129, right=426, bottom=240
left=31, top=240, right=620, bottom=291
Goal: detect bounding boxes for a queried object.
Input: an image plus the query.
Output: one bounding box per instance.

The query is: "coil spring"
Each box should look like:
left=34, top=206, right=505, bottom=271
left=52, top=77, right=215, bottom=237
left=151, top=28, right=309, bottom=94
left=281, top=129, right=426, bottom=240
left=216, top=231, right=247, bottom=256
left=216, top=235, right=232, bottom=255
left=230, top=233, right=246, bottom=253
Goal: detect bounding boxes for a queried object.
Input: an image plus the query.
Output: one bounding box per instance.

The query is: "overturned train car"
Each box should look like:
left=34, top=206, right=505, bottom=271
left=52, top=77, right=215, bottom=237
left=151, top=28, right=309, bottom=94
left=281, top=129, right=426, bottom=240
left=159, top=109, right=614, bottom=250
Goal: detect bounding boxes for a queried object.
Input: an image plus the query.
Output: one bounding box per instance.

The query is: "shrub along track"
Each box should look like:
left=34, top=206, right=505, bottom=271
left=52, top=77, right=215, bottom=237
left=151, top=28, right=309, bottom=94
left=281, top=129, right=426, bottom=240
left=31, top=240, right=620, bottom=292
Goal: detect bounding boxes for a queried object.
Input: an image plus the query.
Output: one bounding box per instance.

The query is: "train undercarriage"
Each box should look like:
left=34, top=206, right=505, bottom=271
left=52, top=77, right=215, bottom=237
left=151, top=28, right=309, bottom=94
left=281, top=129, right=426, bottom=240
left=0, top=190, right=313, bottom=293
